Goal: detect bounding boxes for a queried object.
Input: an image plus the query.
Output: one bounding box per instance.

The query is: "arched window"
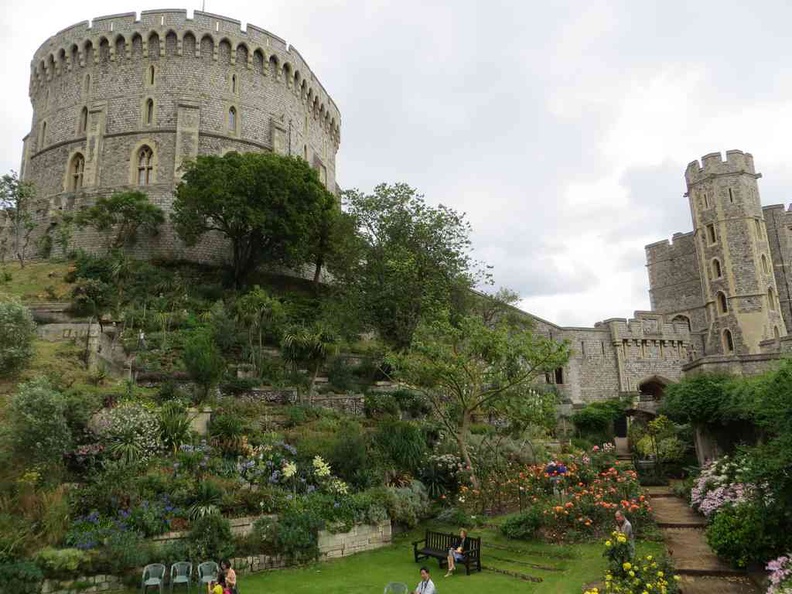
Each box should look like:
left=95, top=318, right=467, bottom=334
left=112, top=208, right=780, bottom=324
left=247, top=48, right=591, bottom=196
left=228, top=106, right=237, bottom=131
left=672, top=314, right=691, bottom=331
left=768, top=287, right=777, bottom=311
left=79, top=106, right=88, bottom=134
left=69, top=153, right=85, bottom=190
left=145, top=98, right=154, bottom=125
left=231, top=74, right=237, bottom=93
left=774, top=326, right=780, bottom=339
left=761, top=254, right=770, bottom=275
left=723, top=329, right=734, bottom=353
left=39, top=121, right=47, bottom=148
left=149, top=65, right=155, bottom=85
left=83, top=74, right=91, bottom=98
left=137, top=145, right=154, bottom=186
left=717, top=291, right=728, bottom=314
left=711, top=258, right=722, bottom=279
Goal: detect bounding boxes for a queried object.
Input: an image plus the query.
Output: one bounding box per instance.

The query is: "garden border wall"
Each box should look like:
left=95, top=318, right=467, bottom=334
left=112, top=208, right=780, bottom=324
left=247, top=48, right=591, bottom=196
left=41, top=520, right=392, bottom=594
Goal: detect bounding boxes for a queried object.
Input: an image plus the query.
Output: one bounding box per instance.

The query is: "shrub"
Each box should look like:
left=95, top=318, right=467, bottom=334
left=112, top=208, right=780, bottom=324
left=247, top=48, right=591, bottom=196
left=372, top=420, right=427, bottom=474
left=93, top=531, right=153, bottom=575
left=0, top=560, right=44, bottom=594
left=35, top=548, right=92, bottom=578
left=158, top=402, right=192, bottom=453
left=364, top=393, right=399, bottom=420
left=182, top=328, right=225, bottom=401
left=91, top=403, right=161, bottom=465
left=391, top=389, right=431, bottom=418
left=375, top=481, right=431, bottom=528
left=0, top=300, right=36, bottom=375
left=251, top=516, right=279, bottom=553
left=275, top=508, right=323, bottom=561
left=705, top=503, right=783, bottom=568
left=501, top=508, right=544, bottom=540
left=209, top=412, right=248, bottom=457
left=187, top=514, right=234, bottom=561
left=572, top=399, right=626, bottom=443
left=327, top=421, right=372, bottom=487
left=9, top=379, right=71, bottom=467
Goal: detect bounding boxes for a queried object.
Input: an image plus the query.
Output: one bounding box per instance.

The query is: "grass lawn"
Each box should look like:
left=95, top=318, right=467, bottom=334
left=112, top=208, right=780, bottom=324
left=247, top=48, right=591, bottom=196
left=124, top=526, right=664, bottom=594
left=0, top=261, right=73, bottom=303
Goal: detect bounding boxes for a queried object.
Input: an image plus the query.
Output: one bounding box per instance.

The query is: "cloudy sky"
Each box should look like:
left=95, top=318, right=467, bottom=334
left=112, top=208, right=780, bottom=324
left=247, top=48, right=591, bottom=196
left=3, top=1, right=792, bottom=327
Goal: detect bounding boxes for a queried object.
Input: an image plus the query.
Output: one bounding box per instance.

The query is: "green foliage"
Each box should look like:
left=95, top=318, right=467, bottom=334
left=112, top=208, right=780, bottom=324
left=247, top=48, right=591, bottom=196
left=0, top=300, right=36, bottom=375
left=392, top=313, right=569, bottom=487
left=188, top=480, right=224, bottom=520
left=34, top=548, right=91, bottom=578
left=69, top=277, right=113, bottom=320
left=705, top=503, right=785, bottom=568
left=661, top=374, right=737, bottom=425
left=182, top=328, right=225, bottom=401
left=326, top=421, right=373, bottom=488
left=0, top=170, right=37, bottom=267
left=501, top=508, right=544, bottom=540
left=209, top=412, right=248, bottom=457
left=173, top=152, right=336, bottom=287
left=571, top=399, right=626, bottom=442
left=0, top=560, right=44, bottom=594
left=92, top=531, right=152, bottom=576
left=187, top=514, right=234, bottom=561
left=363, top=393, right=399, bottom=420
left=391, top=388, right=431, bottom=418
left=372, top=481, right=431, bottom=528
left=91, top=403, right=160, bottom=465
left=158, top=402, right=192, bottom=452
left=75, top=191, right=164, bottom=250
left=372, top=420, right=428, bottom=474
left=9, top=379, right=71, bottom=467
left=275, top=508, right=324, bottom=561
left=342, top=183, right=478, bottom=350
left=281, top=325, right=338, bottom=399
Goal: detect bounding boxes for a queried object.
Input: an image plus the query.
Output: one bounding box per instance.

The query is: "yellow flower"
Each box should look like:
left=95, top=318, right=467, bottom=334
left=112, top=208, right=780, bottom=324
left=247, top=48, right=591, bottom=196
left=673, top=576, right=680, bottom=581
left=657, top=571, right=664, bottom=577
left=629, top=570, right=635, bottom=577
left=646, top=555, right=653, bottom=561
left=605, top=540, right=612, bottom=547
left=623, top=562, right=632, bottom=570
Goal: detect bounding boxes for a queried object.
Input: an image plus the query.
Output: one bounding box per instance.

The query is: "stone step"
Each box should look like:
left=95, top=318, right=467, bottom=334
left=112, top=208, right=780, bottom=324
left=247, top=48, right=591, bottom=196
left=650, top=497, right=707, bottom=527
left=677, top=574, right=760, bottom=594
left=663, top=528, right=740, bottom=576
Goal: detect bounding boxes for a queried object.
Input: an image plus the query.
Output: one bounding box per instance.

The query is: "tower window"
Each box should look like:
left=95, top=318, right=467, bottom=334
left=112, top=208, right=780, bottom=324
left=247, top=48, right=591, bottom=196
left=774, top=326, right=780, bottom=339
left=706, top=224, right=717, bottom=244
left=761, top=254, right=770, bottom=275
left=723, top=329, right=734, bottom=353
left=768, top=287, right=777, bottom=311
left=39, top=121, right=47, bottom=148
left=145, top=98, right=154, bottom=125
left=69, top=153, right=85, bottom=190
left=717, top=291, right=728, bottom=314
left=137, top=145, right=154, bottom=185
left=79, top=106, right=88, bottom=134
left=149, top=65, right=155, bottom=85
left=228, top=107, right=237, bottom=131
left=728, top=187, right=734, bottom=203
left=231, top=74, right=237, bottom=93
left=554, top=367, right=564, bottom=384
left=703, top=192, right=710, bottom=208
left=711, top=259, right=722, bottom=280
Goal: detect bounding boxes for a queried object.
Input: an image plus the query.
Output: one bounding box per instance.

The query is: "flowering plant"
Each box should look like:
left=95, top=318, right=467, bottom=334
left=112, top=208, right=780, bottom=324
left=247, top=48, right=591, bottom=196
left=690, top=456, right=761, bottom=517
left=767, top=554, right=792, bottom=594
left=584, top=534, right=680, bottom=594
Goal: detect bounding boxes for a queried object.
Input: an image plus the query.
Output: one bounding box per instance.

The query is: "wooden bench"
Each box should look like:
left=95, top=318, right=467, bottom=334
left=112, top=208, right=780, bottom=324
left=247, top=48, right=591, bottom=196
left=412, top=530, right=481, bottom=575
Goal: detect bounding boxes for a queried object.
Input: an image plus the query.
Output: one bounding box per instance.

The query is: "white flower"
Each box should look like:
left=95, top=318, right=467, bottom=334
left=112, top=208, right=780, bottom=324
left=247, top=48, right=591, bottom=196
left=283, top=461, right=298, bottom=478
left=313, top=455, right=332, bottom=477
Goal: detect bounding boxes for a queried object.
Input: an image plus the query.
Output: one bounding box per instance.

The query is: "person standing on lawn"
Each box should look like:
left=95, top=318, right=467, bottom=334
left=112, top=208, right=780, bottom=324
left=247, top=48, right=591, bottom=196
left=615, top=511, right=635, bottom=556
left=414, top=567, right=436, bottom=594
left=445, top=528, right=468, bottom=577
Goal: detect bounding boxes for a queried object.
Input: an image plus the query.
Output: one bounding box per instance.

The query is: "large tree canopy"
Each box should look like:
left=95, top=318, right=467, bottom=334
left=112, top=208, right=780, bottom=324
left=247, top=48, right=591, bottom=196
left=342, top=183, right=478, bottom=350
left=75, top=191, right=164, bottom=251
left=391, top=313, right=569, bottom=488
left=172, top=152, right=337, bottom=287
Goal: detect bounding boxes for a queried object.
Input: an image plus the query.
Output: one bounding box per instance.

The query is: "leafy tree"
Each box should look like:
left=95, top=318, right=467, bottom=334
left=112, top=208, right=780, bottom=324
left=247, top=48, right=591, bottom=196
left=75, top=191, right=164, bottom=251
left=172, top=152, right=336, bottom=287
left=9, top=379, right=71, bottom=467
left=342, top=183, right=479, bottom=350
left=661, top=373, right=736, bottom=425
left=0, top=171, right=37, bottom=267
left=235, top=286, right=285, bottom=373
left=182, top=328, right=225, bottom=401
left=0, top=300, right=36, bottom=376
left=281, top=326, right=338, bottom=403
left=391, top=313, right=569, bottom=488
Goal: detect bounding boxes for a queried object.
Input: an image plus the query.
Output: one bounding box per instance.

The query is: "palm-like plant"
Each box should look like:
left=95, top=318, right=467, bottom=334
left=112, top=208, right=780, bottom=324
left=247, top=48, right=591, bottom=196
left=158, top=402, right=193, bottom=453
left=281, top=326, right=338, bottom=404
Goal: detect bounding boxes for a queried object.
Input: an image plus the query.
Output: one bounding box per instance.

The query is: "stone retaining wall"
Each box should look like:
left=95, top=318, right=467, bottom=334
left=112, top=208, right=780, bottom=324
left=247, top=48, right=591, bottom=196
left=41, top=521, right=392, bottom=594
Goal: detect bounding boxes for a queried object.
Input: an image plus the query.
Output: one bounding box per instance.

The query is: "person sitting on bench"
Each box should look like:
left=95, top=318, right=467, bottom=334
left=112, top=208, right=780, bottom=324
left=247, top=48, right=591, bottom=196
left=445, top=528, right=468, bottom=577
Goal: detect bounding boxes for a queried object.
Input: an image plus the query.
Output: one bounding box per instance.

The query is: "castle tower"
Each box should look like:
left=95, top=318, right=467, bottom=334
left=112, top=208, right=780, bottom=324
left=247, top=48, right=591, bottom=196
left=16, top=10, right=340, bottom=261
left=685, top=150, right=786, bottom=356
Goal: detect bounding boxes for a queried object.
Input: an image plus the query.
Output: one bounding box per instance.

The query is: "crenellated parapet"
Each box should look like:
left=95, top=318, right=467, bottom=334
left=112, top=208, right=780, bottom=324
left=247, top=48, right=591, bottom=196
left=29, top=10, right=340, bottom=145
left=684, top=150, right=758, bottom=187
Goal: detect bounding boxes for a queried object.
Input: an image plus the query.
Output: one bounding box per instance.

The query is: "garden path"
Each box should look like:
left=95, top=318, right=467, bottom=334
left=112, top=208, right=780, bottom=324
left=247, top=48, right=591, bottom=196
left=648, top=487, right=760, bottom=594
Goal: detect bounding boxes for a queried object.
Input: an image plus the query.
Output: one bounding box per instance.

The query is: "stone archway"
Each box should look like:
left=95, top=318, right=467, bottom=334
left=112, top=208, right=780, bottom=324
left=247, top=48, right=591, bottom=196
left=638, top=375, right=671, bottom=402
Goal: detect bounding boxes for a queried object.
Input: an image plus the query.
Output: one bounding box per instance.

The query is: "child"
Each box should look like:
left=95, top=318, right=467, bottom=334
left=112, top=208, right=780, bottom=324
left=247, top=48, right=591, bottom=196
left=208, top=580, right=223, bottom=594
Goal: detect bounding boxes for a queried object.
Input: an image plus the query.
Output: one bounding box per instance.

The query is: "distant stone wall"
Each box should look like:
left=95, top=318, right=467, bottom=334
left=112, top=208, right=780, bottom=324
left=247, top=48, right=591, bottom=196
left=42, top=574, right=122, bottom=594
left=318, top=520, right=392, bottom=559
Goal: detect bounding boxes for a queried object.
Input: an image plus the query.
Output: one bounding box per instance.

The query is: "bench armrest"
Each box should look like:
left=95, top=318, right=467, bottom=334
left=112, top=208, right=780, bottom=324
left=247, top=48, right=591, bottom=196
left=411, top=539, right=426, bottom=546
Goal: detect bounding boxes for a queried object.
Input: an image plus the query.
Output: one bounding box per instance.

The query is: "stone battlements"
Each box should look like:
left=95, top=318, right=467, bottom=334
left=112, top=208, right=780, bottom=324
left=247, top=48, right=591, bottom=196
left=685, top=150, right=757, bottom=186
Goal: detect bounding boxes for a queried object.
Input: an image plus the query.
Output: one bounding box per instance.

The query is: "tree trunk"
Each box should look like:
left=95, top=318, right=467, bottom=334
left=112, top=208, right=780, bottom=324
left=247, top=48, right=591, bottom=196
left=312, top=259, right=322, bottom=285
left=456, top=411, right=479, bottom=490
left=307, top=365, right=320, bottom=406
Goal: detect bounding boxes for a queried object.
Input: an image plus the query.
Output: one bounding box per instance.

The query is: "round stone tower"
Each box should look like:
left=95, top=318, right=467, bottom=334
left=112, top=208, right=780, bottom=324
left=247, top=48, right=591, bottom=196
left=20, top=10, right=340, bottom=260
left=685, top=150, right=786, bottom=356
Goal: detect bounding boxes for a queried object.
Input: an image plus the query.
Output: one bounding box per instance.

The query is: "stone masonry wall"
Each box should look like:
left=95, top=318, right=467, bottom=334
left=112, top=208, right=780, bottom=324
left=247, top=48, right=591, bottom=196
left=763, top=203, right=792, bottom=333
left=9, top=9, right=341, bottom=262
